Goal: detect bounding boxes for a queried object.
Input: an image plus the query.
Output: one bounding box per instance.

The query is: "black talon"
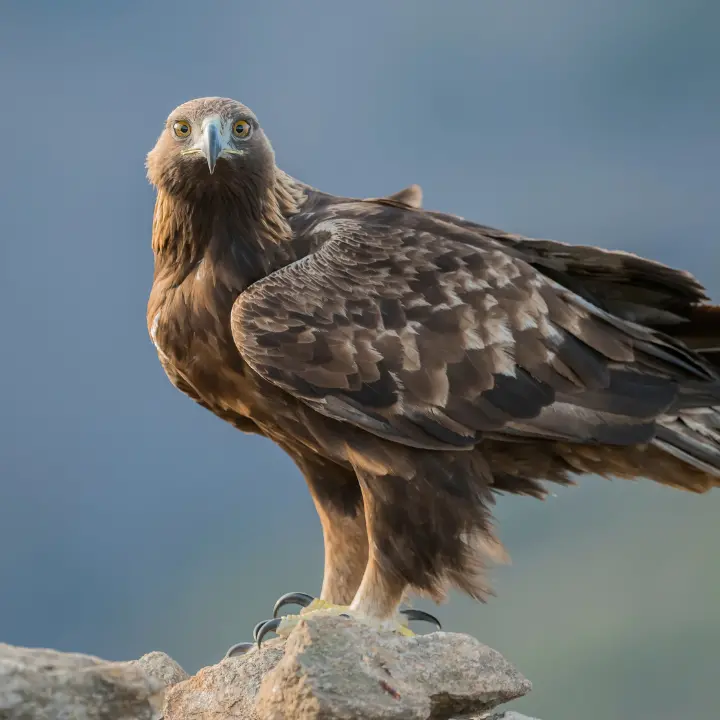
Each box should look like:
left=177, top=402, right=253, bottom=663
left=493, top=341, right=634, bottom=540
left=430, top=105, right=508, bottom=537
left=272, top=591, right=315, bottom=618
left=400, top=608, right=442, bottom=631
left=256, top=618, right=283, bottom=648
left=224, top=642, right=254, bottom=659
left=252, top=620, right=267, bottom=642
left=227, top=594, right=318, bottom=660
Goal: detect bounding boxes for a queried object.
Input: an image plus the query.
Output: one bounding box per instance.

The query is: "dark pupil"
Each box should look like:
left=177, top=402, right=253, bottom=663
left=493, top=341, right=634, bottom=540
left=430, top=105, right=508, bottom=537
left=236, top=123, right=244, bottom=133
left=178, top=124, right=187, bottom=133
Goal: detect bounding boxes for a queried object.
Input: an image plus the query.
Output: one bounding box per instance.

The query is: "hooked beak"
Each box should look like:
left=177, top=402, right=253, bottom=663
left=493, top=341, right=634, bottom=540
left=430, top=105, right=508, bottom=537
left=200, top=120, right=224, bottom=174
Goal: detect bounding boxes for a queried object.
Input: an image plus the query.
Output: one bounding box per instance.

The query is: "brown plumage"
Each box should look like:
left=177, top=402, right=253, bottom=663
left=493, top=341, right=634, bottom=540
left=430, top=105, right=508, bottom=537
left=147, top=97, right=720, bottom=629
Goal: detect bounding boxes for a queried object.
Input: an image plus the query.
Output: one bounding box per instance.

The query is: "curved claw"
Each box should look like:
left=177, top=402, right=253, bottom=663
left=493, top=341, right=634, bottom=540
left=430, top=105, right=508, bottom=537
left=224, top=642, right=254, bottom=659
left=272, top=591, right=315, bottom=618
left=252, top=620, right=267, bottom=642
left=400, top=608, right=442, bottom=631
left=256, top=618, right=283, bottom=648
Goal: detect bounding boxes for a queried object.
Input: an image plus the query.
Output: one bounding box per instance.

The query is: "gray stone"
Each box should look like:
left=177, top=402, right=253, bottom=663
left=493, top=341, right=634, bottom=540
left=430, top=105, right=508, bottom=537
left=163, top=643, right=285, bottom=720
left=254, top=614, right=531, bottom=720
left=123, top=651, right=189, bottom=689
left=0, top=642, right=165, bottom=720
left=1, top=619, right=536, bottom=720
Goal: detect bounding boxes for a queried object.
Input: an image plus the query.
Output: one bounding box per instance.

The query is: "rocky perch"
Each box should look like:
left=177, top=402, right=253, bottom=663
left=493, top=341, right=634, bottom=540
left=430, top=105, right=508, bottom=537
left=0, top=614, right=537, bottom=719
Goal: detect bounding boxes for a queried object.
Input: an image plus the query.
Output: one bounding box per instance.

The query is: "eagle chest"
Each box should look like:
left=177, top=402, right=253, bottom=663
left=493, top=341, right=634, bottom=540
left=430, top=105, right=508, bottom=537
left=150, top=294, right=255, bottom=418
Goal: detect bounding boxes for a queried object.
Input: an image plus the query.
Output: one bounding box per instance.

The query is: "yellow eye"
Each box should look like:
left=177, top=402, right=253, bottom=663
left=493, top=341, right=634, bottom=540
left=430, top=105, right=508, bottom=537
left=232, top=119, right=251, bottom=138
left=173, top=120, right=191, bottom=138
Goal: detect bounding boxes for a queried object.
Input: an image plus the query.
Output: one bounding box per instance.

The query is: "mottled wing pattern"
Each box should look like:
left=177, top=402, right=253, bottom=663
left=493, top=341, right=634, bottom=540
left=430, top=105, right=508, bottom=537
left=514, top=239, right=720, bottom=358
left=494, top=236, right=708, bottom=324
left=231, top=209, right=715, bottom=450
left=422, top=208, right=717, bottom=334
left=424, top=210, right=720, bottom=369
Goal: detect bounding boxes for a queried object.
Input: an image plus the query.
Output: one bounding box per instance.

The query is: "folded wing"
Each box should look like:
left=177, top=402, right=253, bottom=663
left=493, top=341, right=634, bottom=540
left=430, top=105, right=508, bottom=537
left=231, top=210, right=718, bottom=452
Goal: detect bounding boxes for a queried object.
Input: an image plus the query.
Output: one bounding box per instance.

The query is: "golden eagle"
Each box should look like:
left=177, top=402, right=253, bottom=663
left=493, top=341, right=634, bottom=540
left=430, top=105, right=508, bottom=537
left=146, top=97, right=720, bottom=655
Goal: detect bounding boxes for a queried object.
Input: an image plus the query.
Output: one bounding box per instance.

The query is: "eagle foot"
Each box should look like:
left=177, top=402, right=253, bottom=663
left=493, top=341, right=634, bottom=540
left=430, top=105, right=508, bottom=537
left=238, top=591, right=442, bottom=650
left=223, top=593, right=442, bottom=657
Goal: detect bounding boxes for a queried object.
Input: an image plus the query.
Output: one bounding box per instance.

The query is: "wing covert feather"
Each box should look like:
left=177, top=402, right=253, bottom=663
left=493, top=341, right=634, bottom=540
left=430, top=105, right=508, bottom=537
left=231, top=216, right=711, bottom=449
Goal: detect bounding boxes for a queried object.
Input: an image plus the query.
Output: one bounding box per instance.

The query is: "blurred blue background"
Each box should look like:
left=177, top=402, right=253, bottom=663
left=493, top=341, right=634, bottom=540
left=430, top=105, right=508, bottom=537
left=1, top=2, right=718, bottom=719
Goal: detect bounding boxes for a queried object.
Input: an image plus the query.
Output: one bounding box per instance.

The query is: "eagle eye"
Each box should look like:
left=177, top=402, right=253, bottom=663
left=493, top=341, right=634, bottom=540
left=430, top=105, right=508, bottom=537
left=172, top=120, right=191, bottom=138
left=232, top=119, right=251, bottom=138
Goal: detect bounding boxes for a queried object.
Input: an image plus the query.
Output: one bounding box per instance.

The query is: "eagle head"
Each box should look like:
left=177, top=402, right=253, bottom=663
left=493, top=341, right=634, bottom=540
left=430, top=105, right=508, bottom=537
left=146, top=97, right=275, bottom=197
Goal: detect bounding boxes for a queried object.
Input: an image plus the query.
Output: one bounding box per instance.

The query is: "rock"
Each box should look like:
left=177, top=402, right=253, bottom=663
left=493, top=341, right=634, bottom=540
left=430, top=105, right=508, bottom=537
left=255, top=614, right=530, bottom=719
left=123, top=651, right=190, bottom=689
left=1, top=618, right=535, bottom=720
left=162, top=613, right=530, bottom=720
left=163, top=644, right=285, bottom=720
left=0, top=642, right=166, bottom=720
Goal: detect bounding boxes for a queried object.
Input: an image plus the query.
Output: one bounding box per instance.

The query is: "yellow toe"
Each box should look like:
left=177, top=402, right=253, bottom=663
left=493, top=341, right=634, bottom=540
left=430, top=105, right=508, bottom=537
left=396, top=624, right=415, bottom=637
left=297, top=600, right=417, bottom=637
left=299, top=598, right=348, bottom=614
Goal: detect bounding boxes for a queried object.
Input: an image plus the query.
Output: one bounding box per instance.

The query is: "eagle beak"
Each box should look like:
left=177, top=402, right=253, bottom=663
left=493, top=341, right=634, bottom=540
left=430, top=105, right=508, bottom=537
left=200, top=120, right=223, bottom=174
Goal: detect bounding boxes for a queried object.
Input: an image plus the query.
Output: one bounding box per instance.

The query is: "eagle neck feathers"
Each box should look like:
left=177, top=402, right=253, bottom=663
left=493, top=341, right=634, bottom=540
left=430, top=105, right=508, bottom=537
left=150, top=170, right=304, bottom=294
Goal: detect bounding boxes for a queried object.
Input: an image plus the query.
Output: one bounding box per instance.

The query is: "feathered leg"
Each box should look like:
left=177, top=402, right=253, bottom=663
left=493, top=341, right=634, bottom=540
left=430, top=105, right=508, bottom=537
left=302, top=456, right=369, bottom=605
left=339, top=442, right=503, bottom=631
left=224, top=455, right=369, bottom=657
left=346, top=476, right=415, bottom=627
left=259, top=459, right=444, bottom=643
left=251, top=443, right=454, bottom=648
